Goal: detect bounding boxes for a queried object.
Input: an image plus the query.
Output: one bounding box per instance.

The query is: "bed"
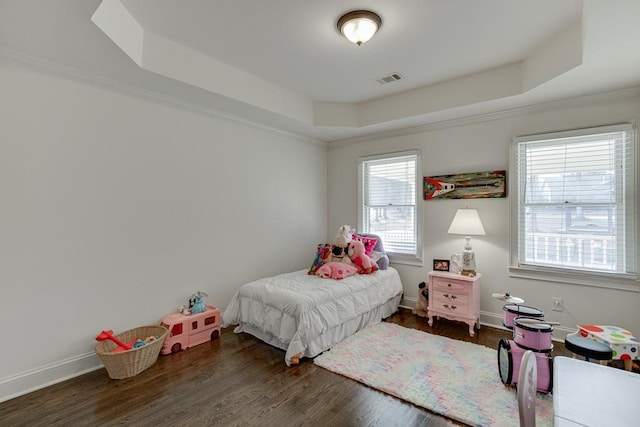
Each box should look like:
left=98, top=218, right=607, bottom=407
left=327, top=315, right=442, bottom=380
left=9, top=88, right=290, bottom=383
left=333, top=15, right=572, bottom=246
left=222, top=234, right=403, bottom=365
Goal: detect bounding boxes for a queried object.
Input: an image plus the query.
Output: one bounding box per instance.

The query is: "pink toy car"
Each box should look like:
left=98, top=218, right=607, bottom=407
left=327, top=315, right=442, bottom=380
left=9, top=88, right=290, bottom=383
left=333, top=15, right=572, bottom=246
left=160, top=304, right=221, bottom=354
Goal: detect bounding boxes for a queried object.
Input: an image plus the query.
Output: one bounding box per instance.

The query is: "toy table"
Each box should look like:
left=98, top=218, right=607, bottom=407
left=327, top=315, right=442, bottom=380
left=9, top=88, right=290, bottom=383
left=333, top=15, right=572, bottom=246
left=578, top=325, right=639, bottom=371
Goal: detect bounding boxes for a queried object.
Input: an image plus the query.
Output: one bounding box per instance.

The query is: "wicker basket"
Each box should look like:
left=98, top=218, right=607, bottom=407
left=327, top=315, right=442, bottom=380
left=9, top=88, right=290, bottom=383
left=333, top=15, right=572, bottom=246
left=95, top=325, right=168, bottom=379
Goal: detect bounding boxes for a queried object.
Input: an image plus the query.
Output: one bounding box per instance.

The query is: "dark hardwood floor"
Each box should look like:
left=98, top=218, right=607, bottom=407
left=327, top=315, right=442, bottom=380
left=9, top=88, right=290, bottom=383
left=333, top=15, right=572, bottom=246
left=0, top=308, right=573, bottom=427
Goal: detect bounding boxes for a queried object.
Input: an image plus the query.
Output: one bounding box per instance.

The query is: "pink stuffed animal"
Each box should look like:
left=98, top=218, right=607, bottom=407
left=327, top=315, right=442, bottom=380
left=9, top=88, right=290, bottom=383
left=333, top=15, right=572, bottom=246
left=348, top=240, right=379, bottom=274
left=315, top=262, right=357, bottom=280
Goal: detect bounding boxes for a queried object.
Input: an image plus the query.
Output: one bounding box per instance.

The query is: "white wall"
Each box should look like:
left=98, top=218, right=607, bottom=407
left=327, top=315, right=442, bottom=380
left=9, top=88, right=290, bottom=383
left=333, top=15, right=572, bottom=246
left=0, top=59, right=327, bottom=400
left=2, top=54, right=638, bottom=403
left=328, top=93, right=640, bottom=338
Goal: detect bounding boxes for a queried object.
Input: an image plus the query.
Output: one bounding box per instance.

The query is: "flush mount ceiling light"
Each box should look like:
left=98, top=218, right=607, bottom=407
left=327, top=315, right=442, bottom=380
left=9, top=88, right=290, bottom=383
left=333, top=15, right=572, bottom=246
left=337, top=10, right=382, bottom=46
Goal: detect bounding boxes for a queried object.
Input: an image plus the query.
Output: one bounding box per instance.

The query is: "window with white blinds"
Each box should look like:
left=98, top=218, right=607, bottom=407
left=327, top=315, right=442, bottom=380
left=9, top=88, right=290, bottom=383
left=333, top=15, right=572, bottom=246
left=358, top=150, right=422, bottom=263
left=510, top=123, right=638, bottom=289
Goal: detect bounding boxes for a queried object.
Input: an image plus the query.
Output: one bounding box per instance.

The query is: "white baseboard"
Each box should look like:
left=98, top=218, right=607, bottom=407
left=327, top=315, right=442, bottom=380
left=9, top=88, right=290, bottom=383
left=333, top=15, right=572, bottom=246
left=479, top=311, right=575, bottom=341
left=400, top=296, right=574, bottom=341
left=0, top=352, right=103, bottom=403
left=399, top=296, right=416, bottom=310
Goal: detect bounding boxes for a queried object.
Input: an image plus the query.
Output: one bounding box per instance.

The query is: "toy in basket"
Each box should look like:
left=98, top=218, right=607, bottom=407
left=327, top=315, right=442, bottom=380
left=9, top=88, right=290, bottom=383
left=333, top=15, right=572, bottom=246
left=95, top=329, right=161, bottom=352
left=94, top=325, right=168, bottom=379
left=160, top=291, right=221, bottom=355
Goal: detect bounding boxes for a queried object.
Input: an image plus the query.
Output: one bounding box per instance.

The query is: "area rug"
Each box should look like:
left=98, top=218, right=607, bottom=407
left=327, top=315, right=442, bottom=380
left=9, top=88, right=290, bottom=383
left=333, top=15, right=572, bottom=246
left=314, top=322, right=553, bottom=427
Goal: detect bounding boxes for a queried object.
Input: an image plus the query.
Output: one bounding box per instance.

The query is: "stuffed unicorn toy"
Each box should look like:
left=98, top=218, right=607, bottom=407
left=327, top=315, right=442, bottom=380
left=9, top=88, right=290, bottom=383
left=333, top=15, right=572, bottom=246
left=331, top=225, right=355, bottom=265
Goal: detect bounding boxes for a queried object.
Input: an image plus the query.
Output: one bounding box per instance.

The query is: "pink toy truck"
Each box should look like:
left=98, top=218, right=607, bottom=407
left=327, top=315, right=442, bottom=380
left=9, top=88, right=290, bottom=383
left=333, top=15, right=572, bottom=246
left=160, top=304, right=221, bottom=355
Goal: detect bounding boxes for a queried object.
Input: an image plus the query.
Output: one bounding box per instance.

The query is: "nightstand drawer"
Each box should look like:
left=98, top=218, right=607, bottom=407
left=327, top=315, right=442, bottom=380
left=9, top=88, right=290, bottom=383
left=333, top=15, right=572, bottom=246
left=431, top=299, right=468, bottom=313
left=433, top=291, right=469, bottom=305
left=432, top=277, right=469, bottom=294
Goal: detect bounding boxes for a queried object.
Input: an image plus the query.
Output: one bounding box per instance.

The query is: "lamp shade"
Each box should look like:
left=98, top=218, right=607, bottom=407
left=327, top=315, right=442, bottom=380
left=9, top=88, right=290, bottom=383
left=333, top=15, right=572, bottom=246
left=447, top=208, right=486, bottom=236
left=337, top=10, right=381, bottom=46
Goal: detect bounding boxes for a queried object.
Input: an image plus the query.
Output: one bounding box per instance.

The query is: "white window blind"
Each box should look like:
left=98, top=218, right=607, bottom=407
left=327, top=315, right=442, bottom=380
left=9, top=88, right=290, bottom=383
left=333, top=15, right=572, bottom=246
left=359, top=151, right=421, bottom=261
left=511, top=124, right=637, bottom=281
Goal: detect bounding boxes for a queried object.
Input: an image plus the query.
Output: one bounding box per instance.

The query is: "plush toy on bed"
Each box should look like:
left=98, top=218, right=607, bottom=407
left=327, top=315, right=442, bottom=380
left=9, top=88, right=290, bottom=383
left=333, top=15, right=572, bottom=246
left=348, top=240, right=378, bottom=274
left=330, top=224, right=355, bottom=265
left=412, top=281, right=429, bottom=317
left=315, top=261, right=357, bottom=280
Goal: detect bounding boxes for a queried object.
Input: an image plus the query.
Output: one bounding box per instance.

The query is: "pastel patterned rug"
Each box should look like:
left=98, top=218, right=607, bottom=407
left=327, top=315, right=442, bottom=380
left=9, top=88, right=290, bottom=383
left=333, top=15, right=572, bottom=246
left=314, top=322, right=553, bottom=427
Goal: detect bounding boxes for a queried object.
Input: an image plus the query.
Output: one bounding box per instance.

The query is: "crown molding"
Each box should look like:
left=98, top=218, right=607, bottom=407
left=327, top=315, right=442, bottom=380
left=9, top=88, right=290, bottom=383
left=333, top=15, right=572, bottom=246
left=2, top=46, right=638, bottom=150
left=0, top=47, right=326, bottom=149
left=329, top=86, right=640, bottom=148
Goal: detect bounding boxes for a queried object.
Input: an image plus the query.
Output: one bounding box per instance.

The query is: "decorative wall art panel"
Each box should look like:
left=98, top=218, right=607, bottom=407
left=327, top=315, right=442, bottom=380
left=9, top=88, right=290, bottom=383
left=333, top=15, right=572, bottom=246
left=424, top=170, right=506, bottom=200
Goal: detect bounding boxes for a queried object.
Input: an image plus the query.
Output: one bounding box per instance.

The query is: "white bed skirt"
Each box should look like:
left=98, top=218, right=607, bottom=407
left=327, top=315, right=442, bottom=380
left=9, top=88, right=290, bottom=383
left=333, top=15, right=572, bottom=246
left=234, top=293, right=402, bottom=361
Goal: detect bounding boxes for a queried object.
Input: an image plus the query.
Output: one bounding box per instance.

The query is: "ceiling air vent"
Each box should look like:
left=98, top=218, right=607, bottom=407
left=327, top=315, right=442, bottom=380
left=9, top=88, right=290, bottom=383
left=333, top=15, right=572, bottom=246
left=376, top=72, right=403, bottom=85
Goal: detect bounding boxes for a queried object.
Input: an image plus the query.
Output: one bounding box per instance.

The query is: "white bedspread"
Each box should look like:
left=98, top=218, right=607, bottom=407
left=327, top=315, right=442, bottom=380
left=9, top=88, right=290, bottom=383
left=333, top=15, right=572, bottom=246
left=223, top=267, right=403, bottom=365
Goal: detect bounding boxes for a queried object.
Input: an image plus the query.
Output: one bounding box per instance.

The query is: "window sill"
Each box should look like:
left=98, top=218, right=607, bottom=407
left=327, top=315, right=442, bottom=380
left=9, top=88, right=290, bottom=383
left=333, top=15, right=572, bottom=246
left=389, top=254, right=423, bottom=267
left=509, top=266, right=640, bottom=292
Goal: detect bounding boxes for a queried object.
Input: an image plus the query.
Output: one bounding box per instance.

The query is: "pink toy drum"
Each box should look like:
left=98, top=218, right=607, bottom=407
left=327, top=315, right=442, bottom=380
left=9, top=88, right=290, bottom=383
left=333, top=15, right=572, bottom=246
left=502, top=304, right=544, bottom=329
left=497, top=339, right=553, bottom=393
left=513, top=317, right=554, bottom=351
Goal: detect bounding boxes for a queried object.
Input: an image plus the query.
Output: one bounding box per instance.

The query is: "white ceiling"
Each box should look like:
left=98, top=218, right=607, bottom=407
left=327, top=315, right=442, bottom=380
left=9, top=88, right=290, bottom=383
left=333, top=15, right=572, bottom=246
left=1, top=0, right=639, bottom=142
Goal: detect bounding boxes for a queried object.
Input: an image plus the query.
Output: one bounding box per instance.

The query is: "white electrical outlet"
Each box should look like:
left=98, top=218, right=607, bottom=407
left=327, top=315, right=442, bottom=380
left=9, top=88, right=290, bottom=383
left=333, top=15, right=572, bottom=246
left=552, top=297, right=563, bottom=312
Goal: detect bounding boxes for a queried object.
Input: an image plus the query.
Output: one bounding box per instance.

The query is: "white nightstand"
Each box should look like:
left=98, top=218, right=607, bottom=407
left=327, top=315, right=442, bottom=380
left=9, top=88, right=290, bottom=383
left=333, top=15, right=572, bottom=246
left=427, top=271, right=482, bottom=337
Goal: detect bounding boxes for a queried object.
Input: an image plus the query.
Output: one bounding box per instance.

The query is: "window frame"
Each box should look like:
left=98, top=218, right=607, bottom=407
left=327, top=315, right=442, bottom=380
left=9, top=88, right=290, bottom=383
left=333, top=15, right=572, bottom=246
left=509, top=123, right=639, bottom=291
left=358, top=150, right=423, bottom=265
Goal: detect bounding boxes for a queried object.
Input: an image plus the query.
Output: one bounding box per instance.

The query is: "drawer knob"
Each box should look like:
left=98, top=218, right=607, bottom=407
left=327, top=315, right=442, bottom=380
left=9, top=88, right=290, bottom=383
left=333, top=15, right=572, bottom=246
left=443, top=304, right=457, bottom=311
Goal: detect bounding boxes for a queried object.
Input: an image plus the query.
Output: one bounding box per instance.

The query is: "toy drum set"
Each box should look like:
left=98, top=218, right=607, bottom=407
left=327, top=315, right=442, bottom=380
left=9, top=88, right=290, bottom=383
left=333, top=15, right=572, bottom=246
left=502, top=303, right=544, bottom=329
left=494, top=293, right=555, bottom=393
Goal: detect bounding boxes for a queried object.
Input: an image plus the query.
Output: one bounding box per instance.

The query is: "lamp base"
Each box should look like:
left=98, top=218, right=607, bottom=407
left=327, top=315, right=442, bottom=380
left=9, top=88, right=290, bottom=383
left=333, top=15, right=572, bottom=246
left=462, top=250, right=476, bottom=275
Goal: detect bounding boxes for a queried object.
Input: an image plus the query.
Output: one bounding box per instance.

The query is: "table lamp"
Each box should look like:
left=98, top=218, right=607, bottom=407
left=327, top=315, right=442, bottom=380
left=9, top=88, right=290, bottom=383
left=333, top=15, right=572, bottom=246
left=447, top=208, right=486, bottom=276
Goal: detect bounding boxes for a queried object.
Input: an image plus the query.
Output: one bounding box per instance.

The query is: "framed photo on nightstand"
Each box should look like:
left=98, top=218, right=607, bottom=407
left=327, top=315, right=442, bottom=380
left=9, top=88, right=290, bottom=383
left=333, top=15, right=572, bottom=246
left=433, top=259, right=450, bottom=272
